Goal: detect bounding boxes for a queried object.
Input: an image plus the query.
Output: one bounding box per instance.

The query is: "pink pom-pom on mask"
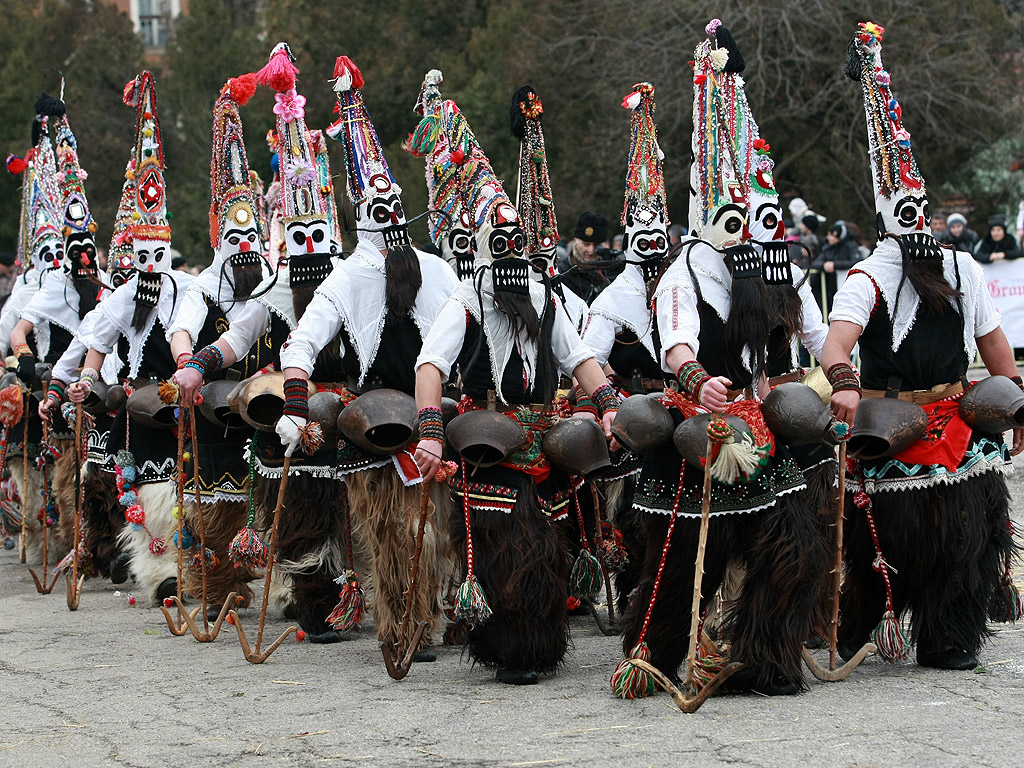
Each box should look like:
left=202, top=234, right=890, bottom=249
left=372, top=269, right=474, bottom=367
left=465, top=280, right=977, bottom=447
left=705, top=18, right=722, bottom=36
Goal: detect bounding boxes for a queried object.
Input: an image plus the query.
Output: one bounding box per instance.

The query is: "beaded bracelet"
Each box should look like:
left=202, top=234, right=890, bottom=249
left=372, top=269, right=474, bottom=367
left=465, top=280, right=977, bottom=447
left=591, top=384, right=620, bottom=417
left=79, top=367, right=99, bottom=390
left=183, top=345, right=225, bottom=377
left=676, top=360, right=712, bottom=400
left=46, top=378, right=67, bottom=405
left=175, top=351, right=192, bottom=369
left=826, top=362, right=861, bottom=395
left=571, top=384, right=598, bottom=417
left=13, top=343, right=32, bottom=358
left=281, top=377, right=310, bottom=418
left=417, top=406, right=445, bottom=444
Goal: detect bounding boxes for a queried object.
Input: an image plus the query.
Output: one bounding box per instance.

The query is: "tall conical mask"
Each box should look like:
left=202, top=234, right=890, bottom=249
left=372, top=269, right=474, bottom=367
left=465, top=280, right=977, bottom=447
left=326, top=55, right=410, bottom=253
left=510, top=85, right=559, bottom=277
left=257, top=43, right=335, bottom=288
left=28, top=96, right=65, bottom=275
left=123, top=70, right=172, bottom=301
left=210, top=74, right=264, bottom=273
left=690, top=20, right=750, bottom=255
left=52, top=98, right=100, bottom=282
left=108, top=162, right=137, bottom=288
left=408, top=69, right=473, bottom=279
left=845, top=22, right=932, bottom=248
left=436, top=90, right=528, bottom=295
left=620, top=82, right=668, bottom=282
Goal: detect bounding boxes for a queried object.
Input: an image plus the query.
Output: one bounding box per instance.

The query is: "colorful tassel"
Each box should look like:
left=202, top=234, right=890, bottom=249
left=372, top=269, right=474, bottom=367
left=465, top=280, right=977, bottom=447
left=600, top=524, right=629, bottom=574
left=454, top=574, right=492, bottom=626
left=990, top=572, right=1024, bottom=623
left=298, top=420, right=324, bottom=454
left=173, top=521, right=195, bottom=550
left=610, top=642, right=656, bottom=699
left=227, top=526, right=268, bottom=569
left=157, top=380, right=179, bottom=404
left=327, top=571, right=366, bottom=631
left=570, top=548, right=602, bottom=600
left=189, top=546, right=219, bottom=573
left=871, top=610, right=909, bottom=661
left=0, top=385, right=24, bottom=429
left=332, top=56, right=364, bottom=89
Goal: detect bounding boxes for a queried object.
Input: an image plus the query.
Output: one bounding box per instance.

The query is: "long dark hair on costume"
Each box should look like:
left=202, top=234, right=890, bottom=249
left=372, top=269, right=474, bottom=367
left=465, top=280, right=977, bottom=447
left=684, top=243, right=770, bottom=384
left=384, top=244, right=422, bottom=325
left=218, top=257, right=266, bottom=305
left=891, top=237, right=962, bottom=316
left=764, top=241, right=810, bottom=341
left=464, top=265, right=558, bottom=406
left=289, top=269, right=341, bottom=363
left=131, top=272, right=178, bottom=333
left=72, top=275, right=103, bottom=320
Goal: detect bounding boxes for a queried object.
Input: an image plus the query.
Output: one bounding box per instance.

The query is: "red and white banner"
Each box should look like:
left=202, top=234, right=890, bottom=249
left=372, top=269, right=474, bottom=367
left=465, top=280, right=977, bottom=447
left=982, top=259, right=1024, bottom=347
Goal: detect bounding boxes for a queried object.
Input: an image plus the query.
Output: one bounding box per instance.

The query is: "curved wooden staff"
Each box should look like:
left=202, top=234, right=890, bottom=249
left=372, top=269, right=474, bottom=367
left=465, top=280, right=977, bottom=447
left=382, top=478, right=431, bottom=680
left=159, top=400, right=199, bottom=634
left=19, top=393, right=28, bottom=563
left=803, top=440, right=876, bottom=680
left=65, top=403, right=86, bottom=610
left=229, top=450, right=298, bottom=663
left=28, top=419, right=58, bottom=593
left=163, top=400, right=237, bottom=641
left=630, top=421, right=743, bottom=713
left=588, top=484, right=618, bottom=636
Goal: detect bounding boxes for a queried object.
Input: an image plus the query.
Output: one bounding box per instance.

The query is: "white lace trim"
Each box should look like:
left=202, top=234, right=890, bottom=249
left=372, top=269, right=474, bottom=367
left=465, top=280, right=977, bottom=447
left=847, top=454, right=1011, bottom=494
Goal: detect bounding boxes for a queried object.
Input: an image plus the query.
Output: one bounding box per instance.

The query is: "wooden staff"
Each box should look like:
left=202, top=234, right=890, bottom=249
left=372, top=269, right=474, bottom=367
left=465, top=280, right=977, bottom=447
left=382, top=479, right=431, bottom=680
left=66, top=403, right=85, bottom=609
left=230, top=452, right=298, bottom=663
left=19, top=394, right=28, bottom=563
left=159, top=401, right=196, bottom=634
left=28, top=419, right=57, bottom=593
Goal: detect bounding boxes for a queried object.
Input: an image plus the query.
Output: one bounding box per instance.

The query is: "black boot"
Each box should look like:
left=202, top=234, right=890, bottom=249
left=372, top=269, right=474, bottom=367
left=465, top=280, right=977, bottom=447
left=497, top=667, right=539, bottom=685
left=109, top=552, right=131, bottom=585
left=155, top=577, right=178, bottom=603
left=917, top=648, right=979, bottom=670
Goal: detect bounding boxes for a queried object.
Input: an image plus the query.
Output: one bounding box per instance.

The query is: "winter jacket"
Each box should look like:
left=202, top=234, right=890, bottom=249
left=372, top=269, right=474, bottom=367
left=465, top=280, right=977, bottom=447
left=974, top=233, right=1023, bottom=263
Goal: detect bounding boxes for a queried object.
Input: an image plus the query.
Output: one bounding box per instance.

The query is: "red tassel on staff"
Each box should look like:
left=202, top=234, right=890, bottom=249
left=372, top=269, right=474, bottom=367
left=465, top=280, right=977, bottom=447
left=256, top=46, right=299, bottom=92
left=224, top=73, right=257, bottom=105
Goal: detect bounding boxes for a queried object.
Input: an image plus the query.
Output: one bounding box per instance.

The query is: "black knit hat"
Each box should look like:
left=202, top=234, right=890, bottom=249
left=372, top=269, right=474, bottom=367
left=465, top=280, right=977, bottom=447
left=989, top=214, right=1007, bottom=230
left=573, top=211, right=609, bottom=243
left=801, top=214, right=819, bottom=233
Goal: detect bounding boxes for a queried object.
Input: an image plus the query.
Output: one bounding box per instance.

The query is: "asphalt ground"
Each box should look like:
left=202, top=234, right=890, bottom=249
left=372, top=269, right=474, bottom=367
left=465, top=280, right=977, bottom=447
left=1, top=476, right=1021, bottom=768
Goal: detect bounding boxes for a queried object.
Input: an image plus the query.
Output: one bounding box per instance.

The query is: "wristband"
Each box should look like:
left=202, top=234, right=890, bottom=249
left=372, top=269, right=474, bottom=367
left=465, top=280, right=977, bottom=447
left=826, top=362, right=861, bottom=395
left=591, top=384, right=620, bottom=417
left=175, top=351, right=192, bottom=369
left=281, top=377, right=309, bottom=418
left=417, top=406, right=445, bottom=444
left=47, top=378, right=67, bottom=405
left=79, top=367, right=99, bottom=390
left=13, top=343, right=32, bottom=358
left=1012, top=375, right=1024, bottom=392
left=183, top=345, right=225, bottom=377
left=676, top=360, right=712, bottom=400
left=571, top=384, right=597, bottom=417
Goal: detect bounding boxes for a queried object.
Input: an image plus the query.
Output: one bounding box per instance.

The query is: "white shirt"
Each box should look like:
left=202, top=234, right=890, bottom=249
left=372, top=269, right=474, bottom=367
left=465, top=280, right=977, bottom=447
left=416, top=289, right=594, bottom=385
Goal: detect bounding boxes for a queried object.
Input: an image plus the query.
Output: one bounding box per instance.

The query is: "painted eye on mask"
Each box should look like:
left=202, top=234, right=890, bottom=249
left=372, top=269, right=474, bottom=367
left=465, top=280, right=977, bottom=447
left=311, top=229, right=324, bottom=243
left=724, top=216, right=743, bottom=234
left=154, top=249, right=164, bottom=262
left=137, top=252, right=149, bottom=264
left=292, top=231, right=306, bottom=246
left=761, top=213, right=778, bottom=231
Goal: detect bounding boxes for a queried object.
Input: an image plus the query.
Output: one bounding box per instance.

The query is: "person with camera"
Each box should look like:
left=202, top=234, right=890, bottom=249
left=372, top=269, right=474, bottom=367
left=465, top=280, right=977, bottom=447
left=556, top=211, right=623, bottom=304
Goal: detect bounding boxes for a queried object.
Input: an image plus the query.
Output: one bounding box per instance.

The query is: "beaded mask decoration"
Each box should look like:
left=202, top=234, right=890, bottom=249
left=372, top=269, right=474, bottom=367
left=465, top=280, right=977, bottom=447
left=510, top=85, right=559, bottom=279
left=327, top=55, right=410, bottom=254
left=26, top=119, right=65, bottom=276
left=621, top=82, right=668, bottom=283
left=52, top=103, right=100, bottom=282
left=845, top=22, right=931, bottom=240
left=408, top=69, right=474, bottom=279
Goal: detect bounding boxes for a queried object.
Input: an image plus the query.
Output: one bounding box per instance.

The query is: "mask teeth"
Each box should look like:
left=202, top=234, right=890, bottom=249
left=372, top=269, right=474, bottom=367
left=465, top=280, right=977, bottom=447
left=726, top=244, right=762, bottom=280
left=900, top=232, right=942, bottom=262
left=760, top=242, right=793, bottom=286
left=383, top=225, right=411, bottom=250
left=456, top=253, right=475, bottom=281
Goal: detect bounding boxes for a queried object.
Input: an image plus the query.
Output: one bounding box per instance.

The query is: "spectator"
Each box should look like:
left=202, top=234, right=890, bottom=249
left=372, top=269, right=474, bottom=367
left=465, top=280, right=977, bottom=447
left=810, top=220, right=863, bottom=316
left=938, top=213, right=979, bottom=254
left=610, top=233, right=624, bottom=252
left=171, top=255, right=189, bottom=272
left=974, top=214, right=1023, bottom=263
left=930, top=212, right=947, bottom=240
left=795, top=214, right=822, bottom=264
left=844, top=220, right=871, bottom=259
left=668, top=223, right=686, bottom=248
left=556, top=211, right=622, bottom=303
left=0, top=251, right=15, bottom=305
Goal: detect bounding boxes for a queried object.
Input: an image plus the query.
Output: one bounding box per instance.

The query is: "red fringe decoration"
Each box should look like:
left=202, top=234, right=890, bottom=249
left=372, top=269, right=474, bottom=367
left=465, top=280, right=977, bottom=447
left=332, top=56, right=364, bottom=89
left=0, top=385, right=24, bottom=429
left=256, top=48, right=299, bottom=93
left=225, top=73, right=257, bottom=105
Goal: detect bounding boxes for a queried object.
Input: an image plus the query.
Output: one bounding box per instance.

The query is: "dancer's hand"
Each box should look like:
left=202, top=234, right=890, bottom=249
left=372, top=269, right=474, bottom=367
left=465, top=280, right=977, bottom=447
left=1011, top=427, right=1024, bottom=457
left=275, top=414, right=306, bottom=457
left=38, top=397, right=55, bottom=420
left=67, top=380, right=90, bottom=404
left=172, top=366, right=204, bottom=407
left=414, top=439, right=442, bottom=480
left=699, top=376, right=731, bottom=413
left=830, top=390, right=860, bottom=427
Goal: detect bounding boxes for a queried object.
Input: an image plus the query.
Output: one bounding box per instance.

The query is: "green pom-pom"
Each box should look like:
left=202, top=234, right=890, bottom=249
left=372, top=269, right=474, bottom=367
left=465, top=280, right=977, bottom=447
left=871, top=610, right=909, bottom=662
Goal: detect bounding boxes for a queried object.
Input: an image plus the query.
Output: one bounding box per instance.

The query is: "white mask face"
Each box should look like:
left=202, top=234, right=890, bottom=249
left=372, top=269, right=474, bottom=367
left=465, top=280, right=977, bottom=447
left=748, top=197, right=784, bottom=242
left=216, top=203, right=262, bottom=263
left=284, top=218, right=332, bottom=258
left=33, top=232, right=64, bottom=273
left=133, top=237, right=171, bottom=274
left=623, top=200, right=668, bottom=262
left=356, top=174, right=410, bottom=251
left=704, top=202, right=748, bottom=250
left=881, top=193, right=931, bottom=237
left=444, top=211, right=474, bottom=280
